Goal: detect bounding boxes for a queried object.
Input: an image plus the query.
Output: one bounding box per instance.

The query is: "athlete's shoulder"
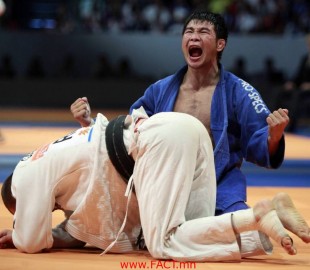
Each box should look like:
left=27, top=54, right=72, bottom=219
left=154, top=65, right=186, bottom=86
left=223, top=70, right=256, bottom=91
left=153, top=73, right=176, bottom=87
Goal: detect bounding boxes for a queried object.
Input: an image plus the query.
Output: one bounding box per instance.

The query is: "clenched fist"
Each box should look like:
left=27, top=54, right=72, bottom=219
left=70, top=97, right=93, bottom=127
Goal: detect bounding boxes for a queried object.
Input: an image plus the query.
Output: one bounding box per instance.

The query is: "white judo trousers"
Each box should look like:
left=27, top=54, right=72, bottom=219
left=131, top=112, right=243, bottom=261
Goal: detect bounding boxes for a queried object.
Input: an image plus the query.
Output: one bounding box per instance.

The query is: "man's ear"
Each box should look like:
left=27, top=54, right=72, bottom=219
left=217, top=39, right=226, bottom=52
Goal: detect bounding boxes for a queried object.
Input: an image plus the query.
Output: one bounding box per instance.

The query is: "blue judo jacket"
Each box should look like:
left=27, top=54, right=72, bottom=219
left=130, top=64, right=285, bottom=213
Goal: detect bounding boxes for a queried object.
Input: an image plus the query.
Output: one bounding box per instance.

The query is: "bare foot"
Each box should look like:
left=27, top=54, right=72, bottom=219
left=273, top=192, right=310, bottom=243
left=254, top=199, right=296, bottom=255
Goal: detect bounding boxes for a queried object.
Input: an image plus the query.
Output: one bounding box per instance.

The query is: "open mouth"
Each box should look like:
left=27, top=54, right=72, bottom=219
left=189, top=46, right=202, bottom=57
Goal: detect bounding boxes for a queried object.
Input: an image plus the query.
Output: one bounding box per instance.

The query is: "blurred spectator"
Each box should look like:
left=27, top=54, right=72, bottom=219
left=208, top=0, right=233, bottom=14
left=190, top=0, right=207, bottom=10
left=121, top=0, right=148, bottom=32
left=55, top=0, right=78, bottom=34
left=55, top=54, right=77, bottom=78
left=103, top=0, right=124, bottom=33
left=79, top=0, right=104, bottom=32
left=167, top=0, right=191, bottom=34
left=0, top=53, right=15, bottom=79
left=0, top=0, right=6, bottom=17
left=254, top=0, right=277, bottom=33
left=262, top=57, right=284, bottom=85
left=268, top=0, right=288, bottom=34
left=284, top=34, right=310, bottom=92
left=223, top=0, right=238, bottom=32
left=93, top=53, right=114, bottom=78
left=25, top=55, right=45, bottom=78
left=0, top=0, right=6, bottom=24
left=230, top=56, right=251, bottom=82
left=251, top=56, right=284, bottom=110
left=235, top=0, right=259, bottom=33
left=141, top=0, right=171, bottom=32
left=1, top=0, right=310, bottom=35
left=286, top=0, right=310, bottom=34
left=115, top=57, right=133, bottom=79
left=280, top=34, right=310, bottom=131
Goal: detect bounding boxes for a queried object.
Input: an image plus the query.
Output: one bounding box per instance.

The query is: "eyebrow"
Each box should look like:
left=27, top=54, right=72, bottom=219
left=184, top=26, right=212, bottom=32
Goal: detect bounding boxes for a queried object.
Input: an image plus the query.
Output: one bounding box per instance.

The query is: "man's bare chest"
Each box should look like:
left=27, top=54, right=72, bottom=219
left=173, top=88, right=214, bottom=129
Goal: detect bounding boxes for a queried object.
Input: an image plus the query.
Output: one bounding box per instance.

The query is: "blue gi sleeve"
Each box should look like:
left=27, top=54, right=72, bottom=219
left=130, top=71, right=182, bottom=116
left=234, top=79, right=284, bottom=169
left=130, top=84, right=157, bottom=116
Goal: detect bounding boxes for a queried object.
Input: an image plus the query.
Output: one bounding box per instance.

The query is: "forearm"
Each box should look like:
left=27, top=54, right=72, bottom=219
left=52, top=220, right=86, bottom=249
left=268, top=135, right=285, bottom=168
left=266, top=108, right=288, bottom=167
left=268, top=135, right=280, bottom=157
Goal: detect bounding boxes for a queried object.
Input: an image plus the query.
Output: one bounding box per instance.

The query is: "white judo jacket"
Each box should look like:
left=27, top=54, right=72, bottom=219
left=11, top=113, right=141, bottom=253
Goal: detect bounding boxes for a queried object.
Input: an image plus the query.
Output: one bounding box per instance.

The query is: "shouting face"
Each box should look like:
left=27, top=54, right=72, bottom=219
left=182, top=19, right=226, bottom=69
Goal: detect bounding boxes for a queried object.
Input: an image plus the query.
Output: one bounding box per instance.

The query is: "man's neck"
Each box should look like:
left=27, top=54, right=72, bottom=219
left=184, top=62, right=220, bottom=91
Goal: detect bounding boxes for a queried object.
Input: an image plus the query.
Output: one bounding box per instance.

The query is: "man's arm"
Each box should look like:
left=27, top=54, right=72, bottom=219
left=0, top=223, right=86, bottom=250
left=266, top=108, right=289, bottom=157
left=70, top=97, right=94, bottom=127
left=52, top=219, right=86, bottom=249
left=0, top=229, right=15, bottom=249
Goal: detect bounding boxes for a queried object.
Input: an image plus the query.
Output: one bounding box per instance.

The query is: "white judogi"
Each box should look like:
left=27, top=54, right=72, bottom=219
left=12, top=113, right=141, bottom=253
left=131, top=111, right=239, bottom=261
left=11, top=108, right=273, bottom=261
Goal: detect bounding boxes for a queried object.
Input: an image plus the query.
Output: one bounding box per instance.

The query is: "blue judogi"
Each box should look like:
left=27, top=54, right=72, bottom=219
left=130, top=64, right=285, bottom=213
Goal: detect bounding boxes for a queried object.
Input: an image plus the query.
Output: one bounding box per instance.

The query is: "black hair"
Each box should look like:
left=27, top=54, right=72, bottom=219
left=1, top=173, right=16, bottom=215
left=182, top=9, right=229, bottom=61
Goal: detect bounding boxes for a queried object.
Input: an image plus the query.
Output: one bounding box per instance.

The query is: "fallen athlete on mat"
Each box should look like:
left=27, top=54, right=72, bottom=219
left=0, top=108, right=309, bottom=261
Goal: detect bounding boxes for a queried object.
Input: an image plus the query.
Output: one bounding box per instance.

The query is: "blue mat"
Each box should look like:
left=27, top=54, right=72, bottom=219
left=0, top=154, right=22, bottom=183
left=1, top=154, right=309, bottom=187
left=242, top=160, right=310, bottom=187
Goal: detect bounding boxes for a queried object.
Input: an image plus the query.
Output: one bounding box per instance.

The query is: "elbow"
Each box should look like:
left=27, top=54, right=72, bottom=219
left=16, top=243, right=44, bottom=254
left=13, top=237, right=51, bottom=254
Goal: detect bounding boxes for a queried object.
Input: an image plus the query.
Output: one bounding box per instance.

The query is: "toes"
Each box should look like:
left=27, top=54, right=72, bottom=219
left=281, top=236, right=297, bottom=255
left=300, top=231, right=310, bottom=243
